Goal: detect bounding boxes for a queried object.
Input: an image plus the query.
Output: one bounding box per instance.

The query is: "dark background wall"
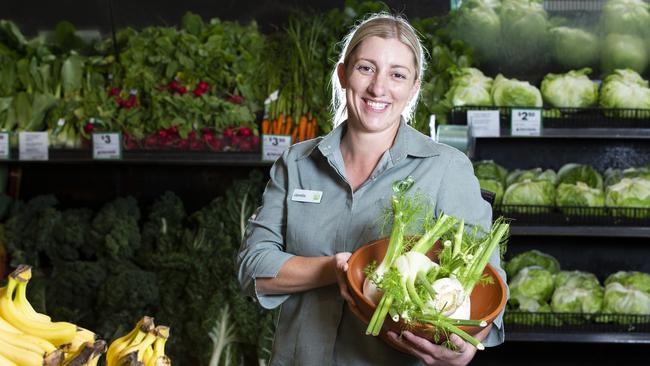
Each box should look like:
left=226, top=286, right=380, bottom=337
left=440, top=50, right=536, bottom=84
left=2, top=0, right=450, bottom=35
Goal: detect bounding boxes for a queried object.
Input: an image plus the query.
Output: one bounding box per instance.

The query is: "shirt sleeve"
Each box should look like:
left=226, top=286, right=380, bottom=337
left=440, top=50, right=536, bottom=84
left=236, top=151, right=295, bottom=310
left=435, top=152, right=509, bottom=347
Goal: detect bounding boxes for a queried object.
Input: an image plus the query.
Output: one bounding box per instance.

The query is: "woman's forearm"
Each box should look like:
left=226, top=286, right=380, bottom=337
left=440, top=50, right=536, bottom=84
left=256, top=255, right=337, bottom=295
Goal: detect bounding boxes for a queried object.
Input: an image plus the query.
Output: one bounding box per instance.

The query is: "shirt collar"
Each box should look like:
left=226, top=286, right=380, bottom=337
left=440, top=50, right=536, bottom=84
left=297, top=117, right=440, bottom=161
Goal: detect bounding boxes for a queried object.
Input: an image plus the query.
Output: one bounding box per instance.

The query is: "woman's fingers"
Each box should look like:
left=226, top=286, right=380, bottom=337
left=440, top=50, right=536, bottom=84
left=333, top=252, right=355, bottom=305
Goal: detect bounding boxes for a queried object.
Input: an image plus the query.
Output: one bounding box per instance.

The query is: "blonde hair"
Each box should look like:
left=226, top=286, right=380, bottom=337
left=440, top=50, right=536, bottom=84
left=330, top=12, right=427, bottom=127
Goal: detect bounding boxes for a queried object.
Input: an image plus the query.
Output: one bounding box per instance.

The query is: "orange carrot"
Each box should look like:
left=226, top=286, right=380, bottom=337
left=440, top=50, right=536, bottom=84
left=275, top=113, right=284, bottom=134
left=261, top=119, right=270, bottom=134
left=297, top=115, right=308, bottom=142
left=309, top=117, right=318, bottom=139
left=285, top=116, right=293, bottom=135
left=291, top=126, right=299, bottom=143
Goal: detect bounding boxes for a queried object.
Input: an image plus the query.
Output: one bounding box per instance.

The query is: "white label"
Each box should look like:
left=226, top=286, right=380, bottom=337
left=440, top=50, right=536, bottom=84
left=511, top=109, right=542, bottom=136
left=0, top=133, right=9, bottom=159
left=264, top=89, right=280, bottom=105
left=429, top=114, right=436, bottom=141
left=262, top=134, right=292, bottom=162
left=468, top=110, right=500, bottom=137
left=291, top=189, right=323, bottom=203
left=92, top=132, right=122, bottom=160
left=19, top=132, right=48, bottom=161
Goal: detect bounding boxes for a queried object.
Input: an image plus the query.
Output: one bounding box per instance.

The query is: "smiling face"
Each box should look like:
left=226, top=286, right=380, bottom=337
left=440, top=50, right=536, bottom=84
left=338, top=36, right=420, bottom=135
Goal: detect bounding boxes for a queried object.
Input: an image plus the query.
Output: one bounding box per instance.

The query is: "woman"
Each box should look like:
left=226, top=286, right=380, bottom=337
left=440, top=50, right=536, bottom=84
left=237, top=13, right=506, bottom=366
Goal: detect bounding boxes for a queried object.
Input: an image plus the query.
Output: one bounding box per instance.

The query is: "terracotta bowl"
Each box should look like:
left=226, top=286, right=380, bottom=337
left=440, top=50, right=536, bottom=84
left=346, top=237, right=507, bottom=351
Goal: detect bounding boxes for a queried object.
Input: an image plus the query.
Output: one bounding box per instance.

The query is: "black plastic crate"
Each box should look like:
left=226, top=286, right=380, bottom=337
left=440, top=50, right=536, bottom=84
left=543, top=0, right=609, bottom=12
left=450, top=106, right=650, bottom=129
left=494, top=205, right=650, bottom=226
left=505, top=311, right=650, bottom=332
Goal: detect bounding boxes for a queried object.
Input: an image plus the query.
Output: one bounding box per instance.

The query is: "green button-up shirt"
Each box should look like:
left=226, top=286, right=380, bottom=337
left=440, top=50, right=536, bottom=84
left=237, top=120, right=507, bottom=366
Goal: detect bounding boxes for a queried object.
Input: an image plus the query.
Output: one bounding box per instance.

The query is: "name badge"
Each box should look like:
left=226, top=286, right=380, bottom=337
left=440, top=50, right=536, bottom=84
left=291, top=189, right=323, bottom=203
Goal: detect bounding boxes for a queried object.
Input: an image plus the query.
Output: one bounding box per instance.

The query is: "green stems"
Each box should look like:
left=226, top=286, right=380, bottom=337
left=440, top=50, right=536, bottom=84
left=416, top=315, right=485, bottom=351
left=366, top=295, right=394, bottom=336
left=463, top=222, right=509, bottom=294
left=411, top=214, right=457, bottom=254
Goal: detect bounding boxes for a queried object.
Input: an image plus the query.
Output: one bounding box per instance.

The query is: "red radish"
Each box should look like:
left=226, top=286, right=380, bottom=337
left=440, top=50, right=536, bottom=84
left=251, top=135, right=260, bottom=146
left=239, top=141, right=252, bottom=151
left=109, top=87, right=121, bottom=96
left=237, top=127, right=252, bottom=137
left=223, top=127, right=235, bottom=138
left=177, top=86, right=187, bottom=95
left=190, top=140, right=203, bottom=150
left=158, top=130, right=168, bottom=139
left=169, top=80, right=179, bottom=92
left=144, top=135, right=158, bottom=148
left=83, top=122, right=94, bottom=134
left=227, top=95, right=243, bottom=104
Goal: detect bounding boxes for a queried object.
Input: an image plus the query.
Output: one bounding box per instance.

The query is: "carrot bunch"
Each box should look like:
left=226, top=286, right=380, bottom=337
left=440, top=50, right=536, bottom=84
left=261, top=113, right=318, bottom=143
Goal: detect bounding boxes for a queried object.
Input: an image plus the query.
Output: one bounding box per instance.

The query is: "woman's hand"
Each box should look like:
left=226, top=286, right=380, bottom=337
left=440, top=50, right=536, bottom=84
left=333, top=252, right=356, bottom=309
left=386, top=324, right=492, bottom=366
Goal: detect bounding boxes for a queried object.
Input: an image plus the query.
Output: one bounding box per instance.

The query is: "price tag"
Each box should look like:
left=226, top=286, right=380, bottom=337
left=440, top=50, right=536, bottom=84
left=0, top=133, right=10, bottom=160
left=467, top=110, right=500, bottom=137
left=262, top=134, right=291, bottom=162
left=92, top=132, right=122, bottom=160
left=511, top=109, right=542, bottom=136
left=19, top=132, right=49, bottom=161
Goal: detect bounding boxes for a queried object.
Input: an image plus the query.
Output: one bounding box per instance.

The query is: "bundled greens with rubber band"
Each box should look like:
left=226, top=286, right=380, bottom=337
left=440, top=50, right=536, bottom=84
left=363, top=177, right=509, bottom=350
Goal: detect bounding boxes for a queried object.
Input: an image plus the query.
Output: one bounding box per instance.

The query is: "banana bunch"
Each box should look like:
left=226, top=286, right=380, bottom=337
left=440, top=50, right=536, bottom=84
left=106, top=316, right=172, bottom=366
left=62, top=340, right=107, bottom=366
left=0, top=265, right=104, bottom=366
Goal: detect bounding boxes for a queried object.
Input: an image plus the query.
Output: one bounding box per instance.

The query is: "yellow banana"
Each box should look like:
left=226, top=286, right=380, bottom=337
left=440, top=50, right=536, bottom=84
left=143, top=346, right=154, bottom=365
left=0, top=335, right=46, bottom=366
left=0, top=352, right=18, bottom=366
left=0, top=325, right=58, bottom=354
left=107, top=316, right=154, bottom=366
left=144, top=325, right=169, bottom=366
left=118, top=329, right=157, bottom=362
left=0, top=276, right=76, bottom=346
left=12, top=266, right=51, bottom=323
left=61, top=326, right=97, bottom=355
left=0, top=315, right=20, bottom=334
left=62, top=340, right=106, bottom=366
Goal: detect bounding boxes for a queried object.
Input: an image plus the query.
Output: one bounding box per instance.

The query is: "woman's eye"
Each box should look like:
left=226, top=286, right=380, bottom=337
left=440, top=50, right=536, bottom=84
left=393, top=72, right=407, bottom=80
left=357, top=65, right=373, bottom=74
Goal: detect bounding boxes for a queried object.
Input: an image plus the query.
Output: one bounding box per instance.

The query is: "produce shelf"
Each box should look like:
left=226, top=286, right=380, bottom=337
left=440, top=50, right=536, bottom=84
left=2, top=149, right=269, bottom=166
left=505, top=311, right=650, bottom=344
left=450, top=106, right=650, bottom=129
left=495, top=205, right=650, bottom=226
left=509, top=225, right=650, bottom=238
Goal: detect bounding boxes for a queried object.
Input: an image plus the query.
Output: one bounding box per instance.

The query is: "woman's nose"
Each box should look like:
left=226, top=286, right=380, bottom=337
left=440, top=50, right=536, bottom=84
left=368, top=73, right=387, bottom=96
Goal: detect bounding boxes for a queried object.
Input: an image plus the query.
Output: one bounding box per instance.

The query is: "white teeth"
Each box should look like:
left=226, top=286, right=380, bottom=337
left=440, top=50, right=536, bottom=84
left=366, top=100, right=388, bottom=110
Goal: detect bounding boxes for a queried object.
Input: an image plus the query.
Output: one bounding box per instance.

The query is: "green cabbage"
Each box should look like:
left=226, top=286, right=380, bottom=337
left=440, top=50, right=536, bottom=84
left=605, top=177, right=650, bottom=208
left=478, top=178, right=504, bottom=205
left=601, top=34, right=648, bottom=75
left=556, top=182, right=605, bottom=215
left=601, top=0, right=650, bottom=37
left=473, top=160, right=508, bottom=185
left=452, top=1, right=502, bottom=63
left=447, top=68, right=494, bottom=106
left=549, top=27, right=599, bottom=69
left=605, top=271, right=650, bottom=293
left=557, top=163, right=603, bottom=189
left=602, top=282, right=650, bottom=315
left=499, top=0, right=550, bottom=64
left=503, top=179, right=555, bottom=209
left=492, top=74, right=543, bottom=107
left=510, top=266, right=555, bottom=310
left=506, top=249, right=561, bottom=278
left=599, top=69, right=650, bottom=112
left=540, top=69, right=599, bottom=108
left=605, top=167, right=650, bottom=186
left=551, top=271, right=603, bottom=316
left=507, top=168, right=557, bottom=186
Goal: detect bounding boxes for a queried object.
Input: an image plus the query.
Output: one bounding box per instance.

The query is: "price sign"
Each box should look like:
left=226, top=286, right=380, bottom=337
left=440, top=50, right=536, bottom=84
left=19, top=132, right=49, bottom=161
left=262, top=134, right=292, bottom=162
left=92, top=132, right=122, bottom=160
left=467, top=110, right=500, bottom=137
left=511, top=109, right=542, bottom=136
left=0, top=132, right=10, bottom=160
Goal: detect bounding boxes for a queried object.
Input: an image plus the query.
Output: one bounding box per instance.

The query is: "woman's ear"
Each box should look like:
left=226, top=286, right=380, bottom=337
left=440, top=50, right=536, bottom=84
left=337, top=63, right=348, bottom=89
left=409, top=79, right=421, bottom=101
